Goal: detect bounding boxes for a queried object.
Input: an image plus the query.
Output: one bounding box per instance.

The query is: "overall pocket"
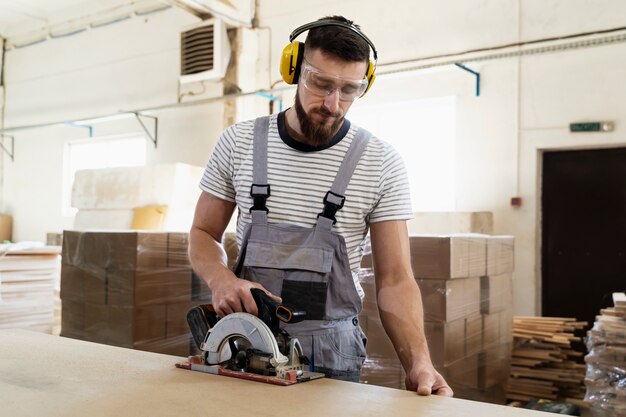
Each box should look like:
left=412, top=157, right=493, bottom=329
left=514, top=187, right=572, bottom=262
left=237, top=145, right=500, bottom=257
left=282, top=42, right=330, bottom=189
left=312, top=326, right=367, bottom=380
left=242, top=240, right=334, bottom=320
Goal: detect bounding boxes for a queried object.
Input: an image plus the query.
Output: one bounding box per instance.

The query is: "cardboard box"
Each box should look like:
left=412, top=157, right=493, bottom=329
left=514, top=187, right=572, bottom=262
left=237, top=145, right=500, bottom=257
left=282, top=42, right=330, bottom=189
left=166, top=301, right=197, bottom=337
left=360, top=357, right=405, bottom=390
left=61, top=264, right=194, bottom=307
left=223, top=232, right=239, bottom=270
left=60, top=300, right=85, bottom=338
left=486, top=236, right=514, bottom=275
left=465, top=314, right=483, bottom=357
left=483, top=342, right=512, bottom=389
left=425, top=319, right=466, bottom=368
left=0, top=214, right=12, bottom=242
left=468, top=235, right=487, bottom=277
left=62, top=300, right=197, bottom=353
left=134, top=334, right=194, bottom=357
left=480, top=273, right=513, bottom=314
left=60, top=264, right=107, bottom=304
left=131, top=205, right=168, bottom=230
left=444, top=354, right=480, bottom=389
left=167, top=233, right=190, bottom=268
left=108, top=268, right=193, bottom=306
left=417, top=277, right=481, bottom=322
left=61, top=231, right=198, bottom=306
left=62, top=231, right=168, bottom=270
left=409, top=234, right=486, bottom=279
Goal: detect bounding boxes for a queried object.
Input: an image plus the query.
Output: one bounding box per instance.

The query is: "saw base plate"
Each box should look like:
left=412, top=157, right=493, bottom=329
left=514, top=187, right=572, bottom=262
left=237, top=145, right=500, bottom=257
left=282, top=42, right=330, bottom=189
left=175, top=361, right=325, bottom=386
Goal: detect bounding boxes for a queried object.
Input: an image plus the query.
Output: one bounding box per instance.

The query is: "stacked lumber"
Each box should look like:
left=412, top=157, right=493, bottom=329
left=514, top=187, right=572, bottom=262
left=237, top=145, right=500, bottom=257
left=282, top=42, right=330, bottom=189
left=584, top=294, right=626, bottom=417
left=507, top=316, right=587, bottom=403
left=0, top=247, right=61, bottom=333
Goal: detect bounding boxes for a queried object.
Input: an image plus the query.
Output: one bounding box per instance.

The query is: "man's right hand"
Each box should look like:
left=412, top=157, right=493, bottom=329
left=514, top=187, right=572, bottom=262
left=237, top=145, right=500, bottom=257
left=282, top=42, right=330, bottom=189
left=210, top=271, right=281, bottom=317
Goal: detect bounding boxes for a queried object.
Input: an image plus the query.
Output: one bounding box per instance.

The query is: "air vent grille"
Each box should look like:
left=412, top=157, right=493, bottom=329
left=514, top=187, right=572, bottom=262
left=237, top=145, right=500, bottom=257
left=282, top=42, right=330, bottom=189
left=181, top=24, right=215, bottom=76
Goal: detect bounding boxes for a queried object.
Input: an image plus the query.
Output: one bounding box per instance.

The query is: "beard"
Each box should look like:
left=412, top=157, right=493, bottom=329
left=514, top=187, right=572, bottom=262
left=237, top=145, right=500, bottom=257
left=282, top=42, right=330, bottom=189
left=294, top=90, right=345, bottom=146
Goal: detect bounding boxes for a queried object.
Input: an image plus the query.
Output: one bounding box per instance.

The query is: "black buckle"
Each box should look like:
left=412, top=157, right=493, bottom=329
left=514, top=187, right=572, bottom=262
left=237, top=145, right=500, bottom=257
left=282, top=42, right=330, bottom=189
left=317, top=191, right=345, bottom=224
left=249, top=183, right=270, bottom=213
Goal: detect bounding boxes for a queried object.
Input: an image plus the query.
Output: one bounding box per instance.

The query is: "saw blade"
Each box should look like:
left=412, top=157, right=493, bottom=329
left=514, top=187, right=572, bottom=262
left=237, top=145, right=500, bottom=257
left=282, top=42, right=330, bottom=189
left=203, top=312, right=289, bottom=368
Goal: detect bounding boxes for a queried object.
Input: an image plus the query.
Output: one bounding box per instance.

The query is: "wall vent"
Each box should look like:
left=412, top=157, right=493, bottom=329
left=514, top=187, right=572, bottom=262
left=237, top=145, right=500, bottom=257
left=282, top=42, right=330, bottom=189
left=180, top=18, right=230, bottom=83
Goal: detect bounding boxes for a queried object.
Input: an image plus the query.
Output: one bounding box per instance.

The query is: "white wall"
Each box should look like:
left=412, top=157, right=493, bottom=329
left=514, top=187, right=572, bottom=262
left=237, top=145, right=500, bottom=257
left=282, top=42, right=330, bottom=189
left=1, top=0, right=626, bottom=316
left=1, top=8, right=226, bottom=242
left=255, top=0, right=626, bottom=316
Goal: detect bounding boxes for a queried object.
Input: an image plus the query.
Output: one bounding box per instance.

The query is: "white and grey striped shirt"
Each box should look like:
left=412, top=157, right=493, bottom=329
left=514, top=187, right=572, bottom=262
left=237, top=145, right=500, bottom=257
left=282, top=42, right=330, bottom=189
left=200, top=112, right=413, bottom=272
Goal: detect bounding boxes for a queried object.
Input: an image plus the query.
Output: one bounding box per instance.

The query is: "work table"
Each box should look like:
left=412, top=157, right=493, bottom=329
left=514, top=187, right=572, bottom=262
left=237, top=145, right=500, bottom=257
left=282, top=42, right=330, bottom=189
left=0, top=329, right=552, bottom=417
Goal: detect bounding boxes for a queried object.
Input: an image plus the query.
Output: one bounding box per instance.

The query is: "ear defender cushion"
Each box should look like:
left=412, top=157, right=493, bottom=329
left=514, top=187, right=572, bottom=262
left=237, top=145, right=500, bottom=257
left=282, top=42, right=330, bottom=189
left=280, top=41, right=305, bottom=85
left=361, top=60, right=376, bottom=97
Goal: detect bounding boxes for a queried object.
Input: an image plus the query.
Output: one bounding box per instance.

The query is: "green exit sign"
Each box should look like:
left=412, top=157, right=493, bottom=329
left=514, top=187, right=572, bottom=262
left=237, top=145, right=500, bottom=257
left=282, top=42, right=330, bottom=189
left=570, top=122, right=614, bottom=132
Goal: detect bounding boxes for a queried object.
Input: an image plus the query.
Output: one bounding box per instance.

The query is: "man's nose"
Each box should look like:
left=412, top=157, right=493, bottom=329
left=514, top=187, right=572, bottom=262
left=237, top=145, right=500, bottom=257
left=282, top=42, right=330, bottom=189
left=323, top=89, right=340, bottom=113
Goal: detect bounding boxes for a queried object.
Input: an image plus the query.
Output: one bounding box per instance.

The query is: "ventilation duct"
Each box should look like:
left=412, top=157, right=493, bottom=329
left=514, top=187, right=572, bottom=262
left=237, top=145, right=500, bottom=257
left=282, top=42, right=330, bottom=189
left=180, top=18, right=231, bottom=83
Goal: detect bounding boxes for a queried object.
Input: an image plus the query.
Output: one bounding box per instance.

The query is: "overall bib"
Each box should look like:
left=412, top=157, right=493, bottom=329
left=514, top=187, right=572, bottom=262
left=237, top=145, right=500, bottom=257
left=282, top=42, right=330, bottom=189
left=233, top=116, right=371, bottom=382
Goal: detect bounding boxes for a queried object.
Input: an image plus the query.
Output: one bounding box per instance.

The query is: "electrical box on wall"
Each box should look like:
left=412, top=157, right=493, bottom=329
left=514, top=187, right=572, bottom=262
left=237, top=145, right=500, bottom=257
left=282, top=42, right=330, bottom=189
left=179, top=18, right=231, bottom=84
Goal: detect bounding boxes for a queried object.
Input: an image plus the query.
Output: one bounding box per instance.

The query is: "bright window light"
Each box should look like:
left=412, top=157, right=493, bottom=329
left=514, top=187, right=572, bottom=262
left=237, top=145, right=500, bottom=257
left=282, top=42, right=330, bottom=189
left=62, top=135, right=147, bottom=216
left=348, top=96, right=456, bottom=211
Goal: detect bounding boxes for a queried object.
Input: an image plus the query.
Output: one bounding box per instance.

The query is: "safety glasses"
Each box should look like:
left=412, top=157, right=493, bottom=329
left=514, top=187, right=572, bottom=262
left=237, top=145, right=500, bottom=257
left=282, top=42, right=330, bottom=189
left=300, top=60, right=368, bottom=102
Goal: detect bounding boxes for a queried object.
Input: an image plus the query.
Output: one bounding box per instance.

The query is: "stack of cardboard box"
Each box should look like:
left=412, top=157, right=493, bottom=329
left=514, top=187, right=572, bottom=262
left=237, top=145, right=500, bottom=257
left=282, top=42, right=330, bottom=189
left=359, top=234, right=514, bottom=403
left=60, top=230, right=209, bottom=356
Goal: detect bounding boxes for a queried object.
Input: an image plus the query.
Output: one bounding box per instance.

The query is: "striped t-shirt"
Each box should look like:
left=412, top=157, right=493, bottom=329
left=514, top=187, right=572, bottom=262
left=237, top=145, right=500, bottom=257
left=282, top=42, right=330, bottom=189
left=200, top=111, right=413, bottom=273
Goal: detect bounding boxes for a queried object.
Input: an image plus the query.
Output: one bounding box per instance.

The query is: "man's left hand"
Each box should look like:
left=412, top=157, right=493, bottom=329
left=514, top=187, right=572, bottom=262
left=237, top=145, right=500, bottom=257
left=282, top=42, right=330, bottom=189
left=405, top=362, right=454, bottom=396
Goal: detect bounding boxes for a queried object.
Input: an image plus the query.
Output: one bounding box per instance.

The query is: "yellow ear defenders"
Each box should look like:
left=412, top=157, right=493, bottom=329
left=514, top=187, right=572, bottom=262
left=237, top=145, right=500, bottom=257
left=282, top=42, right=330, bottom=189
left=280, top=20, right=378, bottom=97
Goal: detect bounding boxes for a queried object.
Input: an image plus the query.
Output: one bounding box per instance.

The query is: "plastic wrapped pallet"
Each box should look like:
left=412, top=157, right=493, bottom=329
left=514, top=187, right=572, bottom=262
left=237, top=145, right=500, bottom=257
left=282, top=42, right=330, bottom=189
left=357, top=234, right=514, bottom=402
left=584, top=293, right=626, bottom=417
left=0, top=246, right=61, bottom=333
left=60, top=230, right=210, bottom=357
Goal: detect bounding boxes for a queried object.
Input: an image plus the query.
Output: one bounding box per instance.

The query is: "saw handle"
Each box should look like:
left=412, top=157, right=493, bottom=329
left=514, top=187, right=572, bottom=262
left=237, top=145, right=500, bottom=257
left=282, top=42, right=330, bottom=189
left=251, top=288, right=306, bottom=326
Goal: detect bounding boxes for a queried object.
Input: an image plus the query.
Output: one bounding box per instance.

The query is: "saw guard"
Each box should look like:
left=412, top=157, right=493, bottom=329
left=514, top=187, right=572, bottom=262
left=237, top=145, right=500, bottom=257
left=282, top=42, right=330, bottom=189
left=203, top=312, right=289, bottom=367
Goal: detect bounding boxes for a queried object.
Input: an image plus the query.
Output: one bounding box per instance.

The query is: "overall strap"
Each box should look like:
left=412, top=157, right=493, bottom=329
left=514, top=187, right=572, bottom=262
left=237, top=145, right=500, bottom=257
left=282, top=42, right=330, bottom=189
left=317, top=128, right=372, bottom=231
left=250, top=116, right=271, bottom=224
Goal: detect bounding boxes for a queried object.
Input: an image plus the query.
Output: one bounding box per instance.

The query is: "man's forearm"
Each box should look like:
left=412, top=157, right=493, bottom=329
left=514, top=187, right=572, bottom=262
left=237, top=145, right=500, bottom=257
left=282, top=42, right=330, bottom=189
left=188, top=226, right=232, bottom=289
left=376, top=273, right=432, bottom=371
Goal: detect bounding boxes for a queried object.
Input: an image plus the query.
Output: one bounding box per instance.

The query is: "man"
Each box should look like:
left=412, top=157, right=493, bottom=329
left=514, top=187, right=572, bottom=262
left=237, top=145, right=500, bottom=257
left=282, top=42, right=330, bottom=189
left=189, top=15, right=452, bottom=396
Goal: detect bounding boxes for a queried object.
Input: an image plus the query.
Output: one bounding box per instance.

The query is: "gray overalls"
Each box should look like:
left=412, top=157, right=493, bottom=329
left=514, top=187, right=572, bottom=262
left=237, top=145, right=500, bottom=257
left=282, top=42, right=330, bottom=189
left=233, top=116, right=371, bottom=382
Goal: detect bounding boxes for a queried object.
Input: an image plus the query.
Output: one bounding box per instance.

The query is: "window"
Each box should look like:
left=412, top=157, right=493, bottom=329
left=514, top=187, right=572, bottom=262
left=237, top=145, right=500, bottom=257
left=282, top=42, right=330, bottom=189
left=62, top=135, right=147, bottom=216
left=348, top=96, right=456, bottom=211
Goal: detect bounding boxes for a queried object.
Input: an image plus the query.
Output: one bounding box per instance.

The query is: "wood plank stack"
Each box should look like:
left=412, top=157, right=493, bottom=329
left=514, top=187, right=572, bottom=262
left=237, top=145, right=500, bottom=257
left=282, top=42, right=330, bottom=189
left=0, top=247, right=61, bottom=333
left=507, top=316, right=587, bottom=403
left=584, top=294, right=626, bottom=417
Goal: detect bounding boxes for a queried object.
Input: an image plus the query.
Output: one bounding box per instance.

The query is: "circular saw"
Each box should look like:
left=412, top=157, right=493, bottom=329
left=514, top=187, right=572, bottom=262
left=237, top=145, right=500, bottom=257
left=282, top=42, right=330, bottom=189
left=176, top=289, right=325, bottom=385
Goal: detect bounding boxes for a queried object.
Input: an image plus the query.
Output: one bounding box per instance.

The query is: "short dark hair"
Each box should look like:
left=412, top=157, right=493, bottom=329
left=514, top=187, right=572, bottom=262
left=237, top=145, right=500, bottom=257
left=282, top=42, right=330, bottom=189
left=304, top=15, right=370, bottom=63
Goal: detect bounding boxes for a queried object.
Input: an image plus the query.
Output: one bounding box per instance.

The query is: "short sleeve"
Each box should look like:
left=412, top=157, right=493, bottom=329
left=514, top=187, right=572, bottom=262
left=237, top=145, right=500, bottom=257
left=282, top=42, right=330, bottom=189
left=368, top=145, right=413, bottom=223
left=199, top=124, right=238, bottom=202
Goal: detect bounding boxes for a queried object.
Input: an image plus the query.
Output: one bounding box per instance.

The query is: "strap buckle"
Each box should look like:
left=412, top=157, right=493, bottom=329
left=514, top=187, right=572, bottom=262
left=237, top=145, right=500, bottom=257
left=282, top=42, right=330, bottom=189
left=249, top=183, right=270, bottom=213
left=317, top=191, right=345, bottom=224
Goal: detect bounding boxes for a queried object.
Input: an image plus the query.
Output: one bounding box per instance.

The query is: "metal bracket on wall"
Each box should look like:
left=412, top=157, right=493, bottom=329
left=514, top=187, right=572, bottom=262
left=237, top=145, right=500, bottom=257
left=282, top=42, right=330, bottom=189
left=64, top=122, right=93, bottom=137
left=0, top=134, right=15, bottom=161
left=454, top=63, right=480, bottom=97
left=256, top=92, right=283, bottom=112
left=132, top=113, right=158, bottom=147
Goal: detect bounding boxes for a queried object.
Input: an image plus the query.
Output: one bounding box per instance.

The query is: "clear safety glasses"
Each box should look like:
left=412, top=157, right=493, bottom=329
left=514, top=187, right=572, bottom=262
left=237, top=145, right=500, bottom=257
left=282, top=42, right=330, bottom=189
left=299, top=60, right=368, bottom=102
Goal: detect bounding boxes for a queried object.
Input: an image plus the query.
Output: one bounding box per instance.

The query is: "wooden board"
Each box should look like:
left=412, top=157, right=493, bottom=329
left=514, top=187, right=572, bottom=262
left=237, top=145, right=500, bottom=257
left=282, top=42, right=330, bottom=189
left=0, top=330, right=554, bottom=417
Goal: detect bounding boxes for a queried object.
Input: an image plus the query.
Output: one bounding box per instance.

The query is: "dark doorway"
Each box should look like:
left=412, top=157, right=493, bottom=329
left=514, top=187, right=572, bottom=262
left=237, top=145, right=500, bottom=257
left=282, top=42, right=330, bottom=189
left=542, top=147, right=626, bottom=327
